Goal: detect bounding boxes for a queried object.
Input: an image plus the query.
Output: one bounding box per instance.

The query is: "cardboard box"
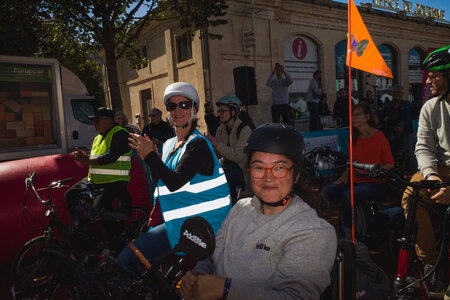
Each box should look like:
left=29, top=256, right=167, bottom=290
left=5, top=121, right=24, bottom=130
left=35, top=136, right=45, bottom=144
left=43, top=135, right=54, bottom=144
left=26, top=136, right=36, bottom=145
left=16, top=128, right=35, bottom=138
left=0, top=113, right=15, bottom=122
left=3, top=100, right=22, bottom=113
left=35, top=128, right=44, bottom=136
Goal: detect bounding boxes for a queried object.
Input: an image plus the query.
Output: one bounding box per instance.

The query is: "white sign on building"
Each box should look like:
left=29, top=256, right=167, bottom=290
left=283, top=36, right=319, bottom=95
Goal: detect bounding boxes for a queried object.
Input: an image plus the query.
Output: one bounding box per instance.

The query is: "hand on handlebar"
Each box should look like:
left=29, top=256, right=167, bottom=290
left=428, top=175, right=450, bottom=205
left=178, top=271, right=225, bottom=300
left=178, top=271, right=197, bottom=299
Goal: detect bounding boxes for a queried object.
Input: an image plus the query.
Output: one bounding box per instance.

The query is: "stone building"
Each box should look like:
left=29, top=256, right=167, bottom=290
left=104, top=0, right=450, bottom=132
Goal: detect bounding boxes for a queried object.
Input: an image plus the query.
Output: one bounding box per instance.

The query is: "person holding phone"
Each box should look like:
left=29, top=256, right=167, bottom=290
left=266, top=63, right=293, bottom=125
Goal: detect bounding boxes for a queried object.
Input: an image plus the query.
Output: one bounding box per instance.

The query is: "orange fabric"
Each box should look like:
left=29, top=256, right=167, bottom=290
left=353, top=131, right=394, bottom=183
left=346, top=0, right=393, bottom=78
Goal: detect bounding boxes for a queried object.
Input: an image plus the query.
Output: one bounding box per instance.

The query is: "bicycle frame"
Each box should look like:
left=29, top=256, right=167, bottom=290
left=25, top=172, right=73, bottom=241
left=392, top=182, right=422, bottom=297
left=351, top=162, right=450, bottom=299
left=393, top=182, right=450, bottom=298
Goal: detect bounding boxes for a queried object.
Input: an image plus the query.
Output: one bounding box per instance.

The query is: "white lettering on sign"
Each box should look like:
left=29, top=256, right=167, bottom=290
left=372, top=0, right=446, bottom=21
left=13, top=67, right=44, bottom=76
left=183, top=229, right=207, bottom=249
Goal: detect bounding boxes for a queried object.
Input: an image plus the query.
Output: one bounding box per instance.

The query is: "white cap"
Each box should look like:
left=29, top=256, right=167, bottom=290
left=163, top=82, right=199, bottom=107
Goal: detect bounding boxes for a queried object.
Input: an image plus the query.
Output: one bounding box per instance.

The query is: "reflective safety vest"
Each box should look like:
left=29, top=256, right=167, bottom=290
left=88, top=126, right=132, bottom=184
left=155, top=129, right=231, bottom=248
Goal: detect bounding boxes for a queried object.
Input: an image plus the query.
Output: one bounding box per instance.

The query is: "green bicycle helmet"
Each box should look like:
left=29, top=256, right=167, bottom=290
left=422, top=45, right=450, bottom=71
left=216, top=95, right=242, bottom=114
left=422, top=45, right=450, bottom=101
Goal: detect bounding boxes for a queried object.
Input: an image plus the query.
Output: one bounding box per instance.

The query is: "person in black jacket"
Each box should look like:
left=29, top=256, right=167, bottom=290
left=333, top=89, right=353, bottom=128
left=141, top=108, right=175, bottom=154
left=204, top=101, right=220, bottom=136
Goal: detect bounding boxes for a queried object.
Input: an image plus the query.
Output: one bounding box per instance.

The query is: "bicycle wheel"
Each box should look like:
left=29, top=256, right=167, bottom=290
left=12, top=236, right=70, bottom=289
left=124, top=206, right=149, bottom=242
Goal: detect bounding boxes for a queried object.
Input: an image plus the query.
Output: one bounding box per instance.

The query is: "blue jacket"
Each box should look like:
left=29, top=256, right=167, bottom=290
left=154, top=129, right=231, bottom=248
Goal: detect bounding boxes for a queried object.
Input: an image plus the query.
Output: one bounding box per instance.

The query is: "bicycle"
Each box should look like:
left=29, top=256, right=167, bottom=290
left=351, top=162, right=450, bottom=299
left=304, top=146, right=348, bottom=190
left=11, top=172, right=148, bottom=299
left=70, top=216, right=216, bottom=300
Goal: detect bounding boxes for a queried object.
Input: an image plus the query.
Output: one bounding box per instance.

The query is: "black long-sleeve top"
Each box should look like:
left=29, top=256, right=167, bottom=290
left=144, top=138, right=214, bottom=191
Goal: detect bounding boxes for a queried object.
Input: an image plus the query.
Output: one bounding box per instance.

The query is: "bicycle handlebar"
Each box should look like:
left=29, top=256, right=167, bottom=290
left=48, top=177, right=73, bottom=189
left=25, top=172, right=73, bottom=205
left=351, top=161, right=450, bottom=192
left=351, top=162, right=380, bottom=174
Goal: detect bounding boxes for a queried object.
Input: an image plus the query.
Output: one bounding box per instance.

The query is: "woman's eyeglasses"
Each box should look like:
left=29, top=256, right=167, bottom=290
left=248, top=164, right=293, bottom=179
left=166, top=101, right=192, bottom=111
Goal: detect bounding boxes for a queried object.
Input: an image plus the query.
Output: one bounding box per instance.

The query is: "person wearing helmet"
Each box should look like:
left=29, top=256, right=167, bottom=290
left=402, top=45, right=450, bottom=298
left=179, top=123, right=337, bottom=300
left=119, top=82, right=231, bottom=274
left=206, top=95, right=253, bottom=202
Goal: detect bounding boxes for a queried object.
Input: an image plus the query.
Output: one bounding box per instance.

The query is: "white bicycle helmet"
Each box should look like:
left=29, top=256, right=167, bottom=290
left=163, top=82, right=200, bottom=128
left=163, top=82, right=199, bottom=107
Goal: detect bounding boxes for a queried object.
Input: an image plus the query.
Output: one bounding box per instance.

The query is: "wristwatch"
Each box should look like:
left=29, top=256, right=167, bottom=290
left=424, top=173, right=439, bottom=180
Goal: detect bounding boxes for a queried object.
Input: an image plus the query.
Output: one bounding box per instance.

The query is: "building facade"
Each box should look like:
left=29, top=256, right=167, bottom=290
left=107, top=0, right=450, bottom=131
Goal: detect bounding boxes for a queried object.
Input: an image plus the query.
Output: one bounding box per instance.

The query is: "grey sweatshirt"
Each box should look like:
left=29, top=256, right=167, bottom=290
left=266, top=72, right=293, bottom=105
left=194, top=195, right=337, bottom=300
left=415, top=96, right=450, bottom=177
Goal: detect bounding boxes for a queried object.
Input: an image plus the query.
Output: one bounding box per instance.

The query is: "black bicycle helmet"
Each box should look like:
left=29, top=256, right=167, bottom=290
left=422, top=45, right=450, bottom=101
left=245, top=123, right=305, bottom=164
left=245, top=123, right=305, bottom=207
left=422, top=45, right=450, bottom=71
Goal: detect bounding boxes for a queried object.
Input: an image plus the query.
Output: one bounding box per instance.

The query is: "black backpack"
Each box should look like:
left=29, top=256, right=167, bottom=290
left=236, top=122, right=251, bottom=140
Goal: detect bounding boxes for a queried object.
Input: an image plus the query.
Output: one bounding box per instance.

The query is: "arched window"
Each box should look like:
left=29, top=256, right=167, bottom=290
left=376, top=44, right=397, bottom=105
left=335, top=40, right=362, bottom=103
left=408, top=48, right=423, bottom=71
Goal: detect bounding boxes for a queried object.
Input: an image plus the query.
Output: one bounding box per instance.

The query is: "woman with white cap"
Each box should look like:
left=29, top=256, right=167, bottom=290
left=119, top=82, right=231, bottom=274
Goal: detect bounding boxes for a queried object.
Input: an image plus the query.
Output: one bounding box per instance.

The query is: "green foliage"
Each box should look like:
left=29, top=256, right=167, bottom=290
left=166, top=0, right=228, bottom=39
left=0, top=0, right=104, bottom=103
left=0, top=0, right=45, bottom=56
left=38, top=19, right=105, bottom=103
left=2, top=0, right=228, bottom=110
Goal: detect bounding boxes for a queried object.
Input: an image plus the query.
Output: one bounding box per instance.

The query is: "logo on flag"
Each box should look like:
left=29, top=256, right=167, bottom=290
left=346, top=0, right=393, bottom=78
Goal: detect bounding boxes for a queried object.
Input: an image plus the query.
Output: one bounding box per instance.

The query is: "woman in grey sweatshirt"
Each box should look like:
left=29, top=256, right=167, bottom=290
left=178, top=123, right=337, bottom=300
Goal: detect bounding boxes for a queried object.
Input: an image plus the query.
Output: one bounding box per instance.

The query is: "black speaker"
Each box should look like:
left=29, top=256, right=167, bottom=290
left=233, top=66, right=258, bottom=106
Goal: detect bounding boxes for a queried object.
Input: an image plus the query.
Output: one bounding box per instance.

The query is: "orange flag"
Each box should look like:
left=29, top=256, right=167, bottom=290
left=346, top=0, right=393, bottom=78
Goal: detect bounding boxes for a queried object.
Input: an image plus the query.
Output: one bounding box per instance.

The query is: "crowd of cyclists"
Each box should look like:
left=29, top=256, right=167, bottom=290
left=12, top=45, right=450, bottom=299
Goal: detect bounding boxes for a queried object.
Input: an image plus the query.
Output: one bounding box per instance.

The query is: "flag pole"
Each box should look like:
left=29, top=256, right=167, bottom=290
left=347, top=0, right=355, bottom=244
